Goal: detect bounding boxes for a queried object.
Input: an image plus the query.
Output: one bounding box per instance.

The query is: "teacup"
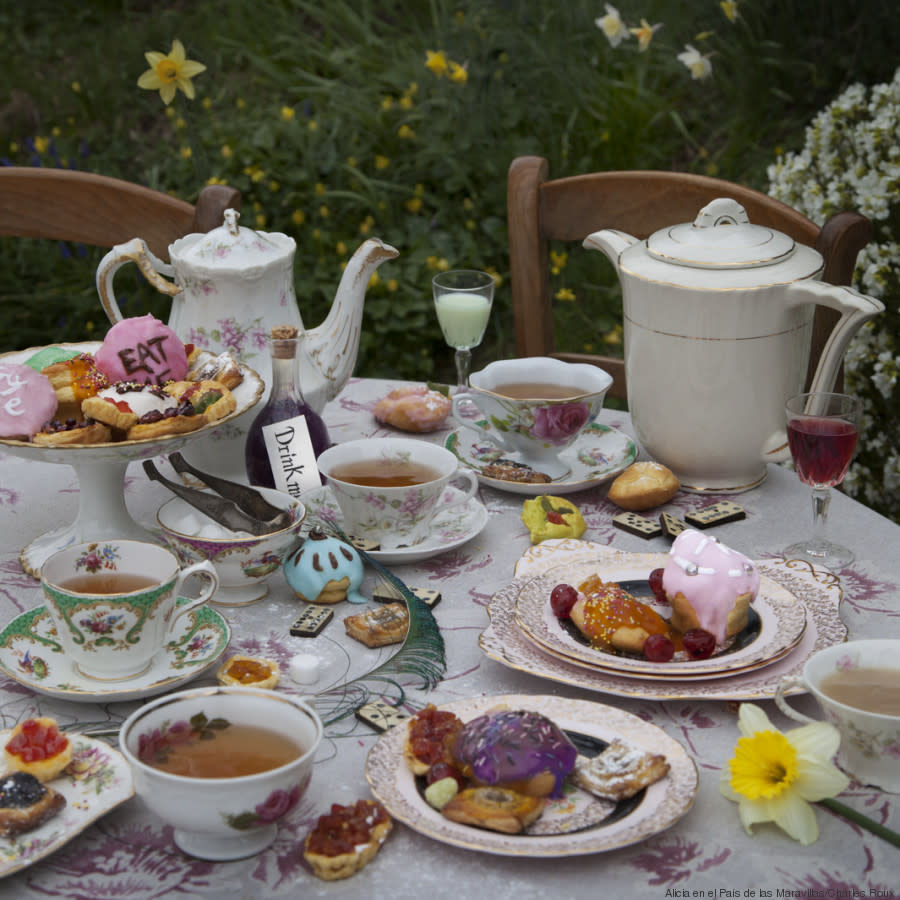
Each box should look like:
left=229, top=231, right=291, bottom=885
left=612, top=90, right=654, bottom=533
left=316, top=437, right=478, bottom=550
left=775, top=639, right=900, bottom=792
left=452, top=357, right=613, bottom=479
left=119, top=686, right=322, bottom=860
left=41, top=540, right=218, bottom=681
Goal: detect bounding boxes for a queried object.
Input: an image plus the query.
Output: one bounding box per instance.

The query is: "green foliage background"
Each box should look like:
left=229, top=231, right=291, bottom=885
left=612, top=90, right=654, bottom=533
left=2, top=0, right=898, bottom=387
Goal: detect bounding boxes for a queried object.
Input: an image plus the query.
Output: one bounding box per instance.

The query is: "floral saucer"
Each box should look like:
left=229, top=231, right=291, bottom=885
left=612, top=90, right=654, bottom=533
left=299, top=485, right=489, bottom=565
left=0, top=600, right=230, bottom=703
left=0, top=731, right=134, bottom=878
left=445, top=421, right=637, bottom=495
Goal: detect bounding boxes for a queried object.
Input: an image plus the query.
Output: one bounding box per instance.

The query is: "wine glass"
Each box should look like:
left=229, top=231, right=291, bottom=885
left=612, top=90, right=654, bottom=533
left=784, top=391, right=862, bottom=569
left=432, top=269, right=494, bottom=392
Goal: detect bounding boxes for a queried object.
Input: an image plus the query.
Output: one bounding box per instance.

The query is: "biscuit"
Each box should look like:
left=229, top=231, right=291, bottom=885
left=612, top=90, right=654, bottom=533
left=607, top=462, right=679, bottom=511
left=570, top=740, right=670, bottom=801
left=344, top=603, right=409, bottom=648
left=441, top=787, right=545, bottom=834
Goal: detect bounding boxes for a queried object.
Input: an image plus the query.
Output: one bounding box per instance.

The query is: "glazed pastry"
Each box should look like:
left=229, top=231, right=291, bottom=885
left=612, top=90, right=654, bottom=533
left=0, top=772, right=66, bottom=837
left=82, top=382, right=180, bottom=432
left=404, top=704, right=465, bottom=776
left=373, top=385, right=451, bottom=433
left=40, top=353, right=109, bottom=417
left=451, top=709, right=577, bottom=798
left=304, top=799, right=392, bottom=881
left=3, top=717, right=73, bottom=783
left=570, top=740, right=670, bottom=801
left=343, top=603, right=409, bottom=648
left=570, top=575, right=671, bottom=654
left=607, top=461, right=680, bottom=511
left=481, top=460, right=552, bottom=484
left=164, top=380, right=236, bottom=423
left=662, top=529, right=759, bottom=645
left=521, top=495, right=586, bottom=544
left=440, top=786, right=545, bottom=834
left=93, top=314, right=189, bottom=386
left=185, top=348, right=244, bottom=390
left=216, top=655, right=280, bottom=690
left=32, top=419, right=112, bottom=446
left=0, top=363, right=58, bottom=440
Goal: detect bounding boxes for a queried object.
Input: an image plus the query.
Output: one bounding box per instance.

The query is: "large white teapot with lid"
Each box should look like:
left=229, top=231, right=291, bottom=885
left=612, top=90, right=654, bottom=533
left=585, top=198, right=884, bottom=492
left=96, top=208, right=398, bottom=416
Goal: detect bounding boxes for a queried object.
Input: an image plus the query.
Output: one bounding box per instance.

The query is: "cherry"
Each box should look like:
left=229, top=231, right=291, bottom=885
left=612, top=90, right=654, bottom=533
left=546, top=511, right=565, bottom=525
left=426, top=761, right=465, bottom=791
left=648, top=568, right=667, bottom=603
left=682, top=629, right=716, bottom=660
left=549, top=583, right=578, bottom=618
left=643, top=633, right=675, bottom=662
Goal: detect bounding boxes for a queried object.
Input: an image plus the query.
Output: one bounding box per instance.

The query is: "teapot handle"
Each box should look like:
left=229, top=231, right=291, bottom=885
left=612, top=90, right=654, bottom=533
left=95, top=237, right=180, bottom=324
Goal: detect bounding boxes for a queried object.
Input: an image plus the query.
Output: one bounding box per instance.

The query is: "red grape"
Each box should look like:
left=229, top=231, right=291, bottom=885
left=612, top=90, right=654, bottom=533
left=682, top=629, right=716, bottom=659
left=426, top=762, right=465, bottom=790
left=550, top=583, right=578, bottom=618
left=643, top=633, right=674, bottom=662
left=648, top=568, right=667, bottom=602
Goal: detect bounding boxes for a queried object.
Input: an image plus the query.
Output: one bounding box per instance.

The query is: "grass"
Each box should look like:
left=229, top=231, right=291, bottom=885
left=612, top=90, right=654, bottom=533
left=2, top=0, right=899, bottom=384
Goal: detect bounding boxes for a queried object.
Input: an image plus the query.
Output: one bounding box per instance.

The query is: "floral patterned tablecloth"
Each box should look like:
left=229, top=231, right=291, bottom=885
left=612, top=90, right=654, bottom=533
left=0, top=378, right=898, bottom=900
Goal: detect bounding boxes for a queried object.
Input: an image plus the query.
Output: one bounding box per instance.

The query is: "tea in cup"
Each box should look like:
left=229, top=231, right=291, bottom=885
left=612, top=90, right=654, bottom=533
left=41, top=540, right=218, bottom=680
left=775, top=639, right=900, bottom=792
left=316, top=437, right=478, bottom=549
left=452, top=357, right=613, bottom=479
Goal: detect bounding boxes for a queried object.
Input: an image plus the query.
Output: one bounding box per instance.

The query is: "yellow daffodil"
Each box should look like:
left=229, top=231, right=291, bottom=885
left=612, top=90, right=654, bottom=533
left=308, top=120, right=318, bottom=131
left=397, top=124, right=415, bottom=140
left=595, top=4, right=628, bottom=48
left=406, top=196, right=423, bottom=213
left=677, top=44, right=713, bottom=80
left=400, top=95, right=414, bottom=109
left=137, top=39, right=206, bottom=106
left=448, top=61, right=468, bottom=84
left=629, top=19, right=663, bottom=52
left=280, top=106, right=295, bottom=121
left=550, top=250, right=568, bottom=273
left=375, top=155, right=390, bottom=170
left=555, top=288, right=576, bottom=301
left=33, top=136, right=49, bottom=154
left=291, top=209, right=306, bottom=226
left=386, top=278, right=399, bottom=292
left=381, top=96, right=394, bottom=111
left=425, top=50, right=449, bottom=78
left=721, top=704, right=849, bottom=845
left=221, top=145, right=233, bottom=158
left=721, top=0, right=739, bottom=22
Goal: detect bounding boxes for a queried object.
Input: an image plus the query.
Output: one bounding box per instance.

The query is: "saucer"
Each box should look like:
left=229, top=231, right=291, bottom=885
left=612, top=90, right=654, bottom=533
left=0, top=600, right=230, bottom=703
left=299, top=485, right=489, bottom=565
left=445, top=421, right=637, bottom=495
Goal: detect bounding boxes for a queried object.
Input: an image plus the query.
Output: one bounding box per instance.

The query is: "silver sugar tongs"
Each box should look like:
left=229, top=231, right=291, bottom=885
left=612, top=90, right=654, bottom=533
left=143, top=455, right=293, bottom=536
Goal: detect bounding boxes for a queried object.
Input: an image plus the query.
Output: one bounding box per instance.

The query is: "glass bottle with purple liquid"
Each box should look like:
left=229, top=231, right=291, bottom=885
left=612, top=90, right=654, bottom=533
left=244, top=325, right=330, bottom=488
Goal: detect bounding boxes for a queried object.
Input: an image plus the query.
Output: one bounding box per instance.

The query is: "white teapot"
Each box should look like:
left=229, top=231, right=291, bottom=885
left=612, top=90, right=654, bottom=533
left=585, top=198, right=884, bottom=492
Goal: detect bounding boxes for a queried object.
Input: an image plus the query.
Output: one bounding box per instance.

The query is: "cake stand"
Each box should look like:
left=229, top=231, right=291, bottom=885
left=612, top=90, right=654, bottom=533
left=0, top=343, right=263, bottom=577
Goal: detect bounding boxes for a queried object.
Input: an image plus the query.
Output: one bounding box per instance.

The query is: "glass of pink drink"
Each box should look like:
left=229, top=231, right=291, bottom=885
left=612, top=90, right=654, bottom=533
left=785, top=391, right=862, bottom=569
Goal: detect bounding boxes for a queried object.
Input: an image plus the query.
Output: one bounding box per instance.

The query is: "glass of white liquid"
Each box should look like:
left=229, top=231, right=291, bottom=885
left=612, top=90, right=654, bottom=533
left=432, top=269, right=495, bottom=392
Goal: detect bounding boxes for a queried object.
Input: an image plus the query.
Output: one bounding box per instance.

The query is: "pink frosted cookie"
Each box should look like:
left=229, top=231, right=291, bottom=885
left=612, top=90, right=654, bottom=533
left=373, top=385, right=451, bottom=433
left=0, top=363, right=58, bottom=440
left=94, top=315, right=188, bottom=386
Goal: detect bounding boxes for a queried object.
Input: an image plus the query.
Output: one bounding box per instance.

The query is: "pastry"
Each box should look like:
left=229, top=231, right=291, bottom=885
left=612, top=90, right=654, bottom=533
left=32, top=419, right=112, bottom=446
left=607, top=461, right=680, bottom=511
left=481, top=460, right=552, bottom=483
left=404, top=704, right=465, bottom=775
left=164, top=379, right=236, bottom=423
left=521, top=494, right=586, bottom=543
left=343, top=602, right=409, bottom=648
left=0, top=772, right=66, bottom=837
left=0, top=363, right=58, bottom=440
left=569, top=575, right=671, bottom=654
left=373, top=385, right=451, bottom=433
left=662, top=529, right=759, bottom=645
left=216, top=654, right=280, bottom=689
left=570, top=739, right=670, bottom=801
left=450, top=709, right=577, bottom=798
left=4, top=717, right=73, bottom=783
left=440, top=786, right=544, bottom=834
left=40, top=353, right=109, bottom=418
left=283, top=529, right=366, bottom=604
left=24, top=346, right=81, bottom=373
left=185, top=348, right=244, bottom=390
left=81, top=382, right=180, bottom=432
left=304, top=799, right=392, bottom=881
left=93, top=314, right=189, bottom=386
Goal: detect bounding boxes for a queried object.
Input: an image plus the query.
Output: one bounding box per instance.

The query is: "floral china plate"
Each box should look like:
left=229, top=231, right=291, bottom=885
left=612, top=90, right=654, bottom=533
left=0, top=731, right=134, bottom=878
left=366, top=693, right=698, bottom=857
left=299, top=485, right=489, bottom=565
left=0, top=600, right=230, bottom=703
left=445, top=421, right=637, bottom=495
left=514, top=559, right=806, bottom=679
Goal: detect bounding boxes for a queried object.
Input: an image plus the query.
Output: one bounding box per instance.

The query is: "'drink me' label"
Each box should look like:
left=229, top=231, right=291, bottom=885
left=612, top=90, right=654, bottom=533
left=261, top=416, right=321, bottom=497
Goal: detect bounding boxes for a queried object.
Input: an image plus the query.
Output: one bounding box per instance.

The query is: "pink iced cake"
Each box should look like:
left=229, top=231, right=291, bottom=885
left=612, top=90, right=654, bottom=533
left=0, top=363, right=58, bottom=440
left=94, top=314, right=188, bottom=386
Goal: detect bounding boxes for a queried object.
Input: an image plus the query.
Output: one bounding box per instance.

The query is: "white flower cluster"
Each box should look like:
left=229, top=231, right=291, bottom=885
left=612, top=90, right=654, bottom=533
left=768, top=66, right=900, bottom=521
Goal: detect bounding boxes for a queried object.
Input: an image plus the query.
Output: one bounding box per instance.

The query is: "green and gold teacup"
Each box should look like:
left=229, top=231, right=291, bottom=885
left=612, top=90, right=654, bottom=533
left=41, top=540, right=218, bottom=681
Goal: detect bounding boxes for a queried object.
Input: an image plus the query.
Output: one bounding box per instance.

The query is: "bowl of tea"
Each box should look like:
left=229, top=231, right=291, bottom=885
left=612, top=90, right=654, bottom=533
left=119, top=685, right=322, bottom=859
left=775, top=639, right=900, bottom=792
left=451, top=357, right=613, bottom=479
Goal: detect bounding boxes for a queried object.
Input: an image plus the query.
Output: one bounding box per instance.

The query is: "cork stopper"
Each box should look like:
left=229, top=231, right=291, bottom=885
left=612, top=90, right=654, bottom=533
left=271, top=325, right=299, bottom=360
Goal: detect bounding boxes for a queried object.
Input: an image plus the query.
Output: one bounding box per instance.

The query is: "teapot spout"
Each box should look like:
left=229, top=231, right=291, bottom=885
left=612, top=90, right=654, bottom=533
left=300, top=237, right=399, bottom=413
left=582, top=229, right=637, bottom=271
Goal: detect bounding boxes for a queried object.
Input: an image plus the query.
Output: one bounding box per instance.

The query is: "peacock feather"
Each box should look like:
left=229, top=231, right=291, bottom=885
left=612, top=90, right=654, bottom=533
left=314, top=524, right=446, bottom=727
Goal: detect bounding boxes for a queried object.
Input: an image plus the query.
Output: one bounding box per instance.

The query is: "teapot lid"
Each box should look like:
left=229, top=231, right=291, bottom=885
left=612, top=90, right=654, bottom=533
left=646, top=198, right=797, bottom=269
left=173, top=209, right=294, bottom=268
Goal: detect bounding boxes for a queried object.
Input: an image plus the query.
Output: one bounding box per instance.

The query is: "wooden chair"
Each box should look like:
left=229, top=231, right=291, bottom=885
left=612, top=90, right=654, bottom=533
left=0, top=167, right=240, bottom=261
left=507, top=156, right=873, bottom=401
